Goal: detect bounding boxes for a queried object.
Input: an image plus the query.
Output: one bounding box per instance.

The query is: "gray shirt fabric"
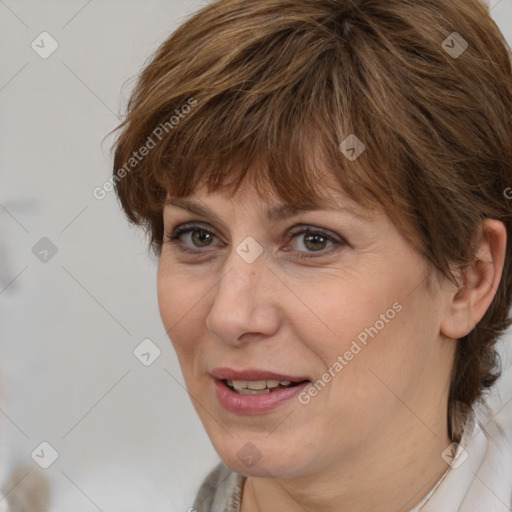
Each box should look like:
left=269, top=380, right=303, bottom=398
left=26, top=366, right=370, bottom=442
left=192, top=462, right=246, bottom=512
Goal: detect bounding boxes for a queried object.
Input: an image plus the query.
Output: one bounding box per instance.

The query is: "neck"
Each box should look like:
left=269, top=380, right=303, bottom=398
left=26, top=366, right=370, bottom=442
left=241, top=409, right=453, bottom=512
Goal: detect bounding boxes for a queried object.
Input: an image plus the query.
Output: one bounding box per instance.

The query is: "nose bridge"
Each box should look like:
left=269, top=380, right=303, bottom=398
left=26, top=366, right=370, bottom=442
left=206, top=247, right=278, bottom=342
left=213, top=249, right=264, bottom=312
left=221, top=232, right=270, bottom=296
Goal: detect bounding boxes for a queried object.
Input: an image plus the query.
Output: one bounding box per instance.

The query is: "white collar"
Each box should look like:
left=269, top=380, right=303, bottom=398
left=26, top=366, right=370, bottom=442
left=412, top=402, right=512, bottom=511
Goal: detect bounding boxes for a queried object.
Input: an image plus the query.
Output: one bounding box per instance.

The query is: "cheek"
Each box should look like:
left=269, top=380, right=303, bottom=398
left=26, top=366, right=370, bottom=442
left=314, top=284, right=440, bottom=415
left=296, top=277, right=395, bottom=356
left=157, top=262, right=206, bottom=354
left=295, top=270, right=427, bottom=395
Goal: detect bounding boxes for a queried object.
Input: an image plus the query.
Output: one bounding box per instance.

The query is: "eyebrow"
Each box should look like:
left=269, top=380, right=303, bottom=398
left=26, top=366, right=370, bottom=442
left=164, top=197, right=371, bottom=223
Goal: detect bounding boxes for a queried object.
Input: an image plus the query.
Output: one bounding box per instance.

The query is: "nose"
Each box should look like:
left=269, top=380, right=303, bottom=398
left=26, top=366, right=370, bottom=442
left=205, top=252, right=281, bottom=346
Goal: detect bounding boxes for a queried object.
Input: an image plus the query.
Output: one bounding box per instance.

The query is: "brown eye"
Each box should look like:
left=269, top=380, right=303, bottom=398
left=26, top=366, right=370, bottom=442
left=301, top=233, right=330, bottom=251
left=287, top=226, right=345, bottom=259
left=165, top=223, right=220, bottom=251
left=189, top=228, right=214, bottom=247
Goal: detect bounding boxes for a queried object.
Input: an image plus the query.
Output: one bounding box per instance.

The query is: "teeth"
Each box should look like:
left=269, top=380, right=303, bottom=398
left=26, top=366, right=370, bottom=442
left=231, top=380, right=248, bottom=388
left=226, top=379, right=295, bottom=391
left=247, top=380, right=268, bottom=390
left=237, top=388, right=270, bottom=395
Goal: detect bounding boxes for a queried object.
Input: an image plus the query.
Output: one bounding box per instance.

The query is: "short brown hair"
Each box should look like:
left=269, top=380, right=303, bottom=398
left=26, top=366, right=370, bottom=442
left=111, top=0, right=512, bottom=418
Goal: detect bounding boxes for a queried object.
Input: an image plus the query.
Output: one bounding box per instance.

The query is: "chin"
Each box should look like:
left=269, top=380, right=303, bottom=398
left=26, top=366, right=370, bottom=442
left=223, top=456, right=300, bottom=479
left=214, top=437, right=313, bottom=479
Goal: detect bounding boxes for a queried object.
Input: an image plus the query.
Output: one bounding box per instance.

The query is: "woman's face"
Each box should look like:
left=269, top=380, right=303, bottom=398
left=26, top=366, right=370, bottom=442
left=157, top=172, right=456, bottom=479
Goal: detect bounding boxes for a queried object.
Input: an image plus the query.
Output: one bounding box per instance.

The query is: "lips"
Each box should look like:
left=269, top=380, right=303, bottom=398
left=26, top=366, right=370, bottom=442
left=210, top=367, right=310, bottom=383
left=210, top=367, right=312, bottom=414
left=224, top=379, right=294, bottom=393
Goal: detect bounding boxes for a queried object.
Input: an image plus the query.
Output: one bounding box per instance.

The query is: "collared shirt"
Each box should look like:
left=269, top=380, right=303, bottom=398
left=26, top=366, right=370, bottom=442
left=192, top=402, right=512, bottom=512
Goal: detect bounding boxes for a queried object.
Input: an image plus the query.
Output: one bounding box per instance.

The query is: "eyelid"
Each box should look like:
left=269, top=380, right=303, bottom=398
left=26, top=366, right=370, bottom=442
left=165, top=222, right=223, bottom=246
left=164, top=221, right=346, bottom=257
left=287, top=224, right=345, bottom=243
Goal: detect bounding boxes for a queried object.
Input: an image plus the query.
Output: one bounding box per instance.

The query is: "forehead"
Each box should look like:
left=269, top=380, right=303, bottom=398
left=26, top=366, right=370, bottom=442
left=164, top=170, right=378, bottom=223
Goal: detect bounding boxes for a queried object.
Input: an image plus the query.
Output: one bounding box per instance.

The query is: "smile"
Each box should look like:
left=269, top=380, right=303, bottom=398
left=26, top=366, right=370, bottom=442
left=224, top=378, right=304, bottom=394
left=210, top=367, right=311, bottom=413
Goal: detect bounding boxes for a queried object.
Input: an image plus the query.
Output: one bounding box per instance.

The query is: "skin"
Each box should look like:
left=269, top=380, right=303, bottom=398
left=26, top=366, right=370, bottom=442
left=157, top=171, right=507, bottom=512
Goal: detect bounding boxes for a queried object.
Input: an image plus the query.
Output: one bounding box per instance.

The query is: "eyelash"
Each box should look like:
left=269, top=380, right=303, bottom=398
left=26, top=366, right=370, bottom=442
left=163, top=222, right=345, bottom=260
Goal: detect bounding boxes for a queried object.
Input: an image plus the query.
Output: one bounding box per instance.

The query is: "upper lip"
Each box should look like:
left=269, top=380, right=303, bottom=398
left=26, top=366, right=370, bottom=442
left=211, top=367, right=310, bottom=382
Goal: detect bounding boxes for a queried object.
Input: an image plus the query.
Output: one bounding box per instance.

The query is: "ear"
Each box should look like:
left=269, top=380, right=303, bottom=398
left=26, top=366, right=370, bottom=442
left=440, top=219, right=507, bottom=339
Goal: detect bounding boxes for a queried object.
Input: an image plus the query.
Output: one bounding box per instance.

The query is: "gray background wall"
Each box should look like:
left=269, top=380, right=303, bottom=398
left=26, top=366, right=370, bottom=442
left=1, top=1, right=511, bottom=511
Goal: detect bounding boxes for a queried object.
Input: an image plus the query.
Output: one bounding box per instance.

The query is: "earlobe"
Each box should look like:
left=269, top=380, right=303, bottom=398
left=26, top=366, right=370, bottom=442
left=440, top=219, right=507, bottom=340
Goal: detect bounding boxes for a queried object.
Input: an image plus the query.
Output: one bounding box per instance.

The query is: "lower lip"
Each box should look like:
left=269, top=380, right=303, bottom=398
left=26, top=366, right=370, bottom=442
left=213, top=378, right=309, bottom=414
